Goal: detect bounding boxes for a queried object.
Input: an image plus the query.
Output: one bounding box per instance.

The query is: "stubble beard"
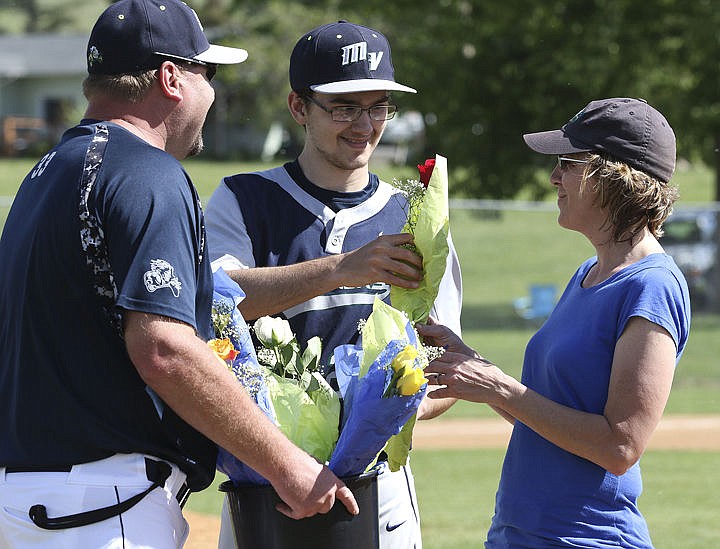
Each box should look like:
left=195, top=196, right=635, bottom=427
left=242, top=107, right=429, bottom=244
left=187, top=132, right=204, bottom=158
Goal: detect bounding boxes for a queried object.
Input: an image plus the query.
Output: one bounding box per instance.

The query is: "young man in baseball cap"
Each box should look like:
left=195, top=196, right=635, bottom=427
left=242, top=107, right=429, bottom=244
left=206, top=20, right=462, bottom=549
left=0, top=3, right=358, bottom=548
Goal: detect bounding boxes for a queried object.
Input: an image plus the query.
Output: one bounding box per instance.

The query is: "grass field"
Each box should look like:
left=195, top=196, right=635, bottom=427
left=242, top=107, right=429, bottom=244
left=1, top=157, right=718, bottom=546
left=186, top=446, right=720, bottom=548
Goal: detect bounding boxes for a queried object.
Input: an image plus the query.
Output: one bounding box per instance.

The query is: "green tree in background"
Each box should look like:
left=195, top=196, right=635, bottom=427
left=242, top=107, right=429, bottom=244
left=208, top=0, right=720, bottom=199
left=0, top=0, right=110, bottom=33
left=332, top=0, right=720, bottom=199
left=2, top=0, right=718, bottom=199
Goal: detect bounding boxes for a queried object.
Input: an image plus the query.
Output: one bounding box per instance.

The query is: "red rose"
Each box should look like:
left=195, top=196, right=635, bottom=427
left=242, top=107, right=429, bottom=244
left=417, top=158, right=436, bottom=188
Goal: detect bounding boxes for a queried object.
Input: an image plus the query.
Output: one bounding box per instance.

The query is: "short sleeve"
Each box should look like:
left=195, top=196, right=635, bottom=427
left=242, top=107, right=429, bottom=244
left=618, top=266, right=690, bottom=358
left=101, top=160, right=204, bottom=329
left=205, top=179, right=255, bottom=268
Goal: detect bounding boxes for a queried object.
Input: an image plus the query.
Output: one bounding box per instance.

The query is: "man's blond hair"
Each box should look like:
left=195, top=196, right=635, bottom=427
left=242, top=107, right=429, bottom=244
left=83, top=71, right=157, bottom=103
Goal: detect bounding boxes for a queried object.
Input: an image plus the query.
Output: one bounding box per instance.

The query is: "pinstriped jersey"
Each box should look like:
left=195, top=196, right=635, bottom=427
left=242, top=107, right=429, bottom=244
left=205, top=161, right=462, bottom=379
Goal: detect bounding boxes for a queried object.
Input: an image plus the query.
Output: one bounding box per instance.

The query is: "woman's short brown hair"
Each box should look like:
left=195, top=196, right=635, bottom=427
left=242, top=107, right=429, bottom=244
left=581, top=153, right=679, bottom=242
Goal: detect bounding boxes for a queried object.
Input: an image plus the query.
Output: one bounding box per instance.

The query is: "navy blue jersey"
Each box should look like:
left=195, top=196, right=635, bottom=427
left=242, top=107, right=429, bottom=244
left=0, top=121, right=216, bottom=490
left=205, top=161, right=463, bottom=378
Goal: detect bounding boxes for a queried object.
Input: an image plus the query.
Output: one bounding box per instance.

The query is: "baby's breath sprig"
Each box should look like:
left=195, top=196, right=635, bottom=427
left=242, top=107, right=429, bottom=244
left=228, top=360, right=266, bottom=400
left=391, top=177, right=426, bottom=237
left=420, top=344, right=445, bottom=363
left=212, top=299, right=244, bottom=342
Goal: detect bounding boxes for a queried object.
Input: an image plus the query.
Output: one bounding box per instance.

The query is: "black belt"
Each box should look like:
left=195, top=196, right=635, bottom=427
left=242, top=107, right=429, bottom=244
left=5, top=458, right=189, bottom=530
left=5, top=465, right=72, bottom=473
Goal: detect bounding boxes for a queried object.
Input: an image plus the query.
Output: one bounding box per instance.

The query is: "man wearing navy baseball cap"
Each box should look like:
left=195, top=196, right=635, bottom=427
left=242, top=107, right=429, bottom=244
left=0, top=2, right=359, bottom=547
left=289, top=20, right=417, bottom=94
left=86, top=0, right=248, bottom=75
left=206, top=20, right=462, bottom=549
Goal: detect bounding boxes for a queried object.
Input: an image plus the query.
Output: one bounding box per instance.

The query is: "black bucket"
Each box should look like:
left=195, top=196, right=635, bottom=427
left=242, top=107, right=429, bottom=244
left=219, top=470, right=379, bottom=549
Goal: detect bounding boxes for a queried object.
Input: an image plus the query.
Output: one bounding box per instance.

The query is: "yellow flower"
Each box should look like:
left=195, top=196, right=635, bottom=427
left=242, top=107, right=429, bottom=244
left=396, top=367, right=428, bottom=396
left=391, top=345, right=418, bottom=372
left=208, top=338, right=239, bottom=362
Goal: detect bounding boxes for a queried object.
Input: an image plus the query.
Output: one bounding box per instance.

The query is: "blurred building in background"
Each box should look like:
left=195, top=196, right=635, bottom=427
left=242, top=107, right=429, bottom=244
left=0, top=34, right=86, bottom=155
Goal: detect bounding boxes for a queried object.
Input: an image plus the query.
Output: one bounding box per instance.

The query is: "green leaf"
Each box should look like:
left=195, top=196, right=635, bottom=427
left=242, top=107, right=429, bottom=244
left=299, top=370, right=313, bottom=392
left=279, top=345, right=299, bottom=378
left=383, top=413, right=418, bottom=472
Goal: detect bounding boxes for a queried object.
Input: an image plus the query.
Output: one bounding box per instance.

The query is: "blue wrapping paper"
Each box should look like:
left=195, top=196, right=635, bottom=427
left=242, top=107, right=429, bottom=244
left=329, top=339, right=426, bottom=478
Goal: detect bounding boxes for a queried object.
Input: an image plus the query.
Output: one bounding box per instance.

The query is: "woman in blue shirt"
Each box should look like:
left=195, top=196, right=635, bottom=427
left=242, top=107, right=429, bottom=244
left=419, top=98, right=691, bottom=548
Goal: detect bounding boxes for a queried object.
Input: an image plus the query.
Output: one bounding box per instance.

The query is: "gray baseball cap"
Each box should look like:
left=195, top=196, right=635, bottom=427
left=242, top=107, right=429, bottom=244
left=523, top=97, right=676, bottom=183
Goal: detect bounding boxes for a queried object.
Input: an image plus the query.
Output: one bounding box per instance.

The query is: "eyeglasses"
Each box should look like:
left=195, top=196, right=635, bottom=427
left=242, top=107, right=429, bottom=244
left=180, top=60, right=217, bottom=82
left=557, top=156, right=589, bottom=171
left=199, top=63, right=218, bottom=82
left=157, top=55, right=217, bottom=81
left=305, top=95, right=398, bottom=122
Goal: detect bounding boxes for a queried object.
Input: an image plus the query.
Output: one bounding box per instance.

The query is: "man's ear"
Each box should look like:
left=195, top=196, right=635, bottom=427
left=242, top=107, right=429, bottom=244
left=287, top=91, right=307, bottom=125
left=156, top=61, right=183, bottom=102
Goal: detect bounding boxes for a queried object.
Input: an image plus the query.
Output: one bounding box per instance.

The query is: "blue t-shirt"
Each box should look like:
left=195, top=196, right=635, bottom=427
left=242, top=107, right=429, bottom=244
left=0, top=121, right=216, bottom=490
left=486, top=254, right=690, bottom=548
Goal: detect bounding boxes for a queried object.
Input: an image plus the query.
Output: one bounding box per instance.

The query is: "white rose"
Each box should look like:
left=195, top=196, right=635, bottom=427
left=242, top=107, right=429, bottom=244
left=254, top=316, right=294, bottom=348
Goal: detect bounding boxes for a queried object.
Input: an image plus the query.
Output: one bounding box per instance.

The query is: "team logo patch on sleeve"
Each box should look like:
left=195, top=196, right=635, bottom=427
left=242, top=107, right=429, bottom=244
left=143, top=259, right=182, bottom=297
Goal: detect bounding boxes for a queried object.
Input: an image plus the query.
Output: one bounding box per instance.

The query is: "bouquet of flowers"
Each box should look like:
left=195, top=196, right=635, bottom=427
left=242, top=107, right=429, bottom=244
left=390, top=154, right=450, bottom=325
left=331, top=298, right=429, bottom=476
left=209, top=269, right=428, bottom=484
left=210, top=269, right=339, bottom=484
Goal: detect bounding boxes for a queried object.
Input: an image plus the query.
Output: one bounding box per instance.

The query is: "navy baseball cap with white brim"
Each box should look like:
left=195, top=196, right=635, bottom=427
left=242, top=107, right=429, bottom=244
left=87, top=0, right=248, bottom=76
left=290, top=20, right=416, bottom=94
left=523, top=97, right=676, bottom=183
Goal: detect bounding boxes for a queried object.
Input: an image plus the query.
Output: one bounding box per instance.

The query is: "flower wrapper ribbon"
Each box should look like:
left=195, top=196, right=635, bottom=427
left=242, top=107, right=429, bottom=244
left=211, top=269, right=340, bottom=485
left=330, top=299, right=426, bottom=477
left=390, top=154, right=450, bottom=325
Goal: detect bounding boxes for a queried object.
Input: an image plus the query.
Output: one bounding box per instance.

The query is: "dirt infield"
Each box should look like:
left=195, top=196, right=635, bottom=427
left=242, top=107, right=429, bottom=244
left=183, top=415, right=720, bottom=548
left=410, top=414, right=720, bottom=451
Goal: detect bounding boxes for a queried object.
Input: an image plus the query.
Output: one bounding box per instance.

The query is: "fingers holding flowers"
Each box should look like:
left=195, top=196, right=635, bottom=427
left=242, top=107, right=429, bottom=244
left=416, top=322, right=475, bottom=357
left=424, top=350, right=505, bottom=404
left=337, top=233, right=423, bottom=289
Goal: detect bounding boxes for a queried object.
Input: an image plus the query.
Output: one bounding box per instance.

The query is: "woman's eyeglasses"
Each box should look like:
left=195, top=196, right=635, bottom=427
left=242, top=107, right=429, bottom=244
left=557, top=156, right=589, bottom=171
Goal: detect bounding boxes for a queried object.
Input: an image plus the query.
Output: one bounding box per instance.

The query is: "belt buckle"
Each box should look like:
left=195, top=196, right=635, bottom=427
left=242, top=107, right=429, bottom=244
left=144, top=458, right=189, bottom=507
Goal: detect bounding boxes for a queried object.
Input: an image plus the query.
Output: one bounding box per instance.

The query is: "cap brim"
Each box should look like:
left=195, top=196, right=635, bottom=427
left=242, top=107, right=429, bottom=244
left=523, top=129, right=593, bottom=155
left=195, top=43, right=248, bottom=65
left=312, top=79, right=417, bottom=94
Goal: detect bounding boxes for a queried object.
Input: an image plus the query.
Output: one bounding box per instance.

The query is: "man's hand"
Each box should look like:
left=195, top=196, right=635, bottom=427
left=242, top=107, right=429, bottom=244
left=227, top=233, right=423, bottom=320
left=123, top=312, right=359, bottom=518
left=273, top=459, right=359, bottom=519
left=335, top=233, right=423, bottom=289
